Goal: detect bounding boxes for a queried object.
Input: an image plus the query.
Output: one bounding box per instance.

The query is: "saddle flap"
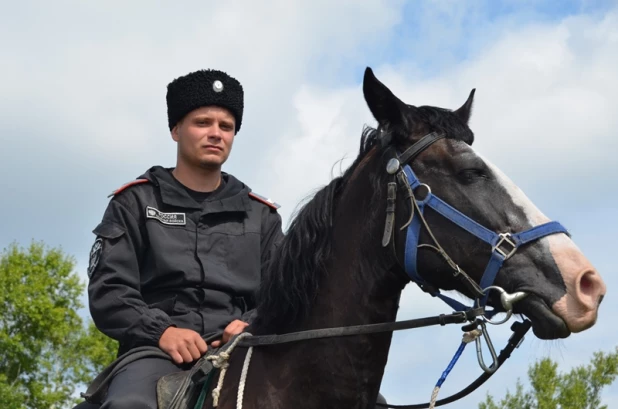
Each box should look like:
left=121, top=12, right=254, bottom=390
left=157, top=352, right=219, bottom=409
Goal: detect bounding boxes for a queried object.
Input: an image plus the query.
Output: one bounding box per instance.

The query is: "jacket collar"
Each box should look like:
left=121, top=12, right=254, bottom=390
left=140, top=166, right=252, bottom=214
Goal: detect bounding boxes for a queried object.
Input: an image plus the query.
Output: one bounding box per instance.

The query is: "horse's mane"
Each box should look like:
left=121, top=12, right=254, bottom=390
left=252, top=105, right=473, bottom=334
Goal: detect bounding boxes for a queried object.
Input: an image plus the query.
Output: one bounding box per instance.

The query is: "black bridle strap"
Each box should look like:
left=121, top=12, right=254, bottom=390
left=237, top=309, right=484, bottom=348
left=375, top=320, right=532, bottom=409
left=398, top=132, right=446, bottom=164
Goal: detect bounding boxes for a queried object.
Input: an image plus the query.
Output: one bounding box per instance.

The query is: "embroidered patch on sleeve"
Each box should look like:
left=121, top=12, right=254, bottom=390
left=87, top=238, right=103, bottom=278
left=146, top=206, right=187, bottom=225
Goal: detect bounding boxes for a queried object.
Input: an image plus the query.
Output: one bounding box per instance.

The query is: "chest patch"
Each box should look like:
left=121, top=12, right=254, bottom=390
left=146, top=206, right=186, bottom=226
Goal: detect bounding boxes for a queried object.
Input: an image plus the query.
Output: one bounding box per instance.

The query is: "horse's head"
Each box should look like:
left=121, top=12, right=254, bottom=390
left=360, top=67, right=606, bottom=340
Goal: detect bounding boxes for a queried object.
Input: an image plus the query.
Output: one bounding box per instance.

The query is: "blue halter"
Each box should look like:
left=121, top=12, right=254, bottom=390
left=393, top=133, right=570, bottom=315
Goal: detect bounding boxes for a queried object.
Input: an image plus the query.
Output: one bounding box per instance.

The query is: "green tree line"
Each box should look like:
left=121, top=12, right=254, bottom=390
left=0, top=241, right=117, bottom=409
left=480, top=346, right=618, bottom=409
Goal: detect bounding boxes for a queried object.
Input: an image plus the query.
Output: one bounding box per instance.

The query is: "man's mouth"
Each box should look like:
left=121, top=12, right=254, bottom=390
left=203, top=145, right=223, bottom=151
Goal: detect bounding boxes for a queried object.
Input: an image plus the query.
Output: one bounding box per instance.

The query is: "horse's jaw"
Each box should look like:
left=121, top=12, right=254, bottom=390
left=515, top=295, right=570, bottom=339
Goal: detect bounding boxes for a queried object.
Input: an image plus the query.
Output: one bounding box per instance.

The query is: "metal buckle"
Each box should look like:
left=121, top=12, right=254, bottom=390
left=452, top=264, right=461, bottom=277
left=493, top=233, right=518, bottom=259
left=453, top=310, right=469, bottom=322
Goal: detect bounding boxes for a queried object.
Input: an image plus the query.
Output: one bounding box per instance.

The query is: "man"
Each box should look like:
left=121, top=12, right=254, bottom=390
left=74, top=69, right=284, bottom=409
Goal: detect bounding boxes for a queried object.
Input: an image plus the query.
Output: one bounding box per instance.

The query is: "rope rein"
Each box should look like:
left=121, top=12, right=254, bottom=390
left=237, top=346, right=253, bottom=409
left=206, top=332, right=253, bottom=408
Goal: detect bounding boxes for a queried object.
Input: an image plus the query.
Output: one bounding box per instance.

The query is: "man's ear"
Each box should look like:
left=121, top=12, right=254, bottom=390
left=171, top=121, right=182, bottom=142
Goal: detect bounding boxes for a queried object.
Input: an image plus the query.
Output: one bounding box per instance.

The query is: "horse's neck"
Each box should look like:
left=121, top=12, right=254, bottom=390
left=267, top=195, right=403, bottom=407
left=241, top=256, right=401, bottom=408
left=305, top=257, right=401, bottom=388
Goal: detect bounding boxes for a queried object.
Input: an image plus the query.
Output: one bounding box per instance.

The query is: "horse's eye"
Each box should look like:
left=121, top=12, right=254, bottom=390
left=457, top=169, right=488, bottom=184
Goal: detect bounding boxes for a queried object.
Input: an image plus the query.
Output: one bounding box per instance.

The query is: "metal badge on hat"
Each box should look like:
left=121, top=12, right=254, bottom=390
left=213, top=80, right=224, bottom=93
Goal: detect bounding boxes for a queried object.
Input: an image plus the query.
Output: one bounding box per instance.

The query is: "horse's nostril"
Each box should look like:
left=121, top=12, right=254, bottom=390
left=580, top=271, right=595, bottom=295
left=575, top=270, right=606, bottom=311
left=598, top=294, right=605, bottom=306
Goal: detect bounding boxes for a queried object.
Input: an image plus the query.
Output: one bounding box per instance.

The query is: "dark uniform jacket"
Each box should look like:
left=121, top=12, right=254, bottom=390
left=86, top=166, right=284, bottom=356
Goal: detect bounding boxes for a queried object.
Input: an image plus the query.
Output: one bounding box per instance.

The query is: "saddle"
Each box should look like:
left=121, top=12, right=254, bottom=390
left=80, top=344, right=221, bottom=409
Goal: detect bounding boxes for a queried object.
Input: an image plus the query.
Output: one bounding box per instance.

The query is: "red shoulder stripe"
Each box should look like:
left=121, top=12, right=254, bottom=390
left=249, top=192, right=280, bottom=210
left=107, top=179, right=150, bottom=198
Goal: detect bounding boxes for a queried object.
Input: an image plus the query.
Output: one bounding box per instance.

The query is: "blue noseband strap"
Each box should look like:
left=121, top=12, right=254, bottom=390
left=401, top=163, right=569, bottom=312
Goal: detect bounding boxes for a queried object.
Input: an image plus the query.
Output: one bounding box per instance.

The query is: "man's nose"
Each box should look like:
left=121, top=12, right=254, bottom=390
left=208, top=125, right=223, bottom=139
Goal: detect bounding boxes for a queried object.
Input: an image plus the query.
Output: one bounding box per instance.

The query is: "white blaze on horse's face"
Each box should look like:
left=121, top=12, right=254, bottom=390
left=480, top=155, right=607, bottom=333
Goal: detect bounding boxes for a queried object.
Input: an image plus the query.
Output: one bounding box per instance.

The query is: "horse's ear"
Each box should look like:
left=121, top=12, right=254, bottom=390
left=363, top=67, right=407, bottom=128
left=453, top=89, right=476, bottom=124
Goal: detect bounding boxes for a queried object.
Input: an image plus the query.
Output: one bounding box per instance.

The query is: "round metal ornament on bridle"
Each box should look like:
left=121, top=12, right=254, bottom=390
left=386, top=158, right=401, bottom=175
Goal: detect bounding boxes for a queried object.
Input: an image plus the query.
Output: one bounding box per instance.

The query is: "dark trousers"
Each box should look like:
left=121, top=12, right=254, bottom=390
left=73, top=357, right=184, bottom=409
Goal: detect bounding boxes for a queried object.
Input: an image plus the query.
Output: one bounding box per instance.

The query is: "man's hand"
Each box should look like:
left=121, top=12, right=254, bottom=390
left=211, top=320, right=249, bottom=348
left=159, top=327, right=208, bottom=364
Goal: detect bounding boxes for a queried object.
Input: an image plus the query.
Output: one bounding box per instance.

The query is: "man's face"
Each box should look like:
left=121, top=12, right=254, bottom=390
left=171, top=106, right=236, bottom=170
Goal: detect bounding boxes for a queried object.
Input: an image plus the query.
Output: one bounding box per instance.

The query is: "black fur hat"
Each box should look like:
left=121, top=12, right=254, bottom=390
left=166, top=69, right=244, bottom=133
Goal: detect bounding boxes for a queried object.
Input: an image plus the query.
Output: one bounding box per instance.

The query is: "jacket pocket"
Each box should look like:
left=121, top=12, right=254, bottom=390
left=93, top=221, right=126, bottom=240
left=87, top=221, right=128, bottom=278
left=201, top=213, right=245, bottom=236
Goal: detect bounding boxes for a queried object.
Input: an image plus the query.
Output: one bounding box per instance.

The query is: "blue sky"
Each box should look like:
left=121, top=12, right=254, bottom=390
left=1, top=1, right=617, bottom=407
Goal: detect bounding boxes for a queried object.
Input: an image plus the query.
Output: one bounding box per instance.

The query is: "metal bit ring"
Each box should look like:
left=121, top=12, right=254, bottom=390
left=480, top=286, right=528, bottom=325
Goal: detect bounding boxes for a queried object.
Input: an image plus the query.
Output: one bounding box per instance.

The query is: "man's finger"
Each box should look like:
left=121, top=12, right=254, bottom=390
left=170, top=350, right=183, bottom=365
left=230, top=321, right=248, bottom=335
left=179, top=347, right=193, bottom=363
left=196, top=338, right=208, bottom=354
left=187, top=343, right=201, bottom=360
left=211, top=340, right=221, bottom=347
left=222, top=329, right=233, bottom=343
left=232, top=321, right=248, bottom=330
left=223, top=322, right=245, bottom=342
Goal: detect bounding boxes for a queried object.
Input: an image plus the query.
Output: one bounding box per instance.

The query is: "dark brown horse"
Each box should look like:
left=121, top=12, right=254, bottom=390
left=199, top=67, right=606, bottom=409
